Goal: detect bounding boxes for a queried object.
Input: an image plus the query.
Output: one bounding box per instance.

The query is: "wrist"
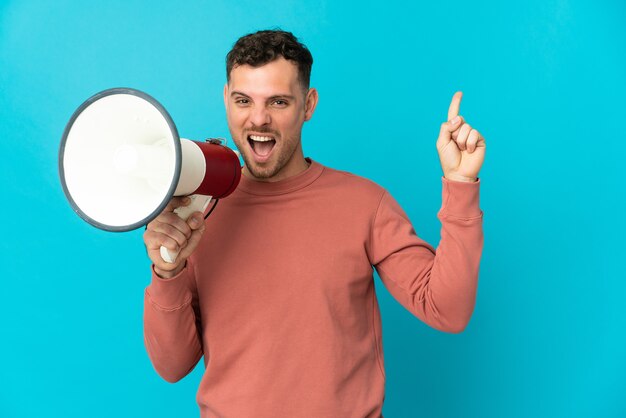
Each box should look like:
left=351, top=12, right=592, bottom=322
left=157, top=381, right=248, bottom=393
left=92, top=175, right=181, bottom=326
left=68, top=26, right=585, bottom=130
left=154, top=262, right=186, bottom=279
left=444, top=173, right=477, bottom=183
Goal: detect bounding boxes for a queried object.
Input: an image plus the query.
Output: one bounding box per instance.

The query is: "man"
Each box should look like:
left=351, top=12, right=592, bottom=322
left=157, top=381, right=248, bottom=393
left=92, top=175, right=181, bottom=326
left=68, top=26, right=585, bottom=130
left=143, top=30, right=485, bottom=417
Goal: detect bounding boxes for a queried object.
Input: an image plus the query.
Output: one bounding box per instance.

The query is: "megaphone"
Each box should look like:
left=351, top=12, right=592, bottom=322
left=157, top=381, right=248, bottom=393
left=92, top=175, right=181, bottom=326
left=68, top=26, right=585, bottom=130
left=59, top=87, right=241, bottom=263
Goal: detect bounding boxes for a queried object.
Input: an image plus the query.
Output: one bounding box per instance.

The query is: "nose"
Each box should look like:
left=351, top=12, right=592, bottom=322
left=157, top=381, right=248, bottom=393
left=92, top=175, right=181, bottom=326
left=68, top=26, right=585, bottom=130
left=249, top=104, right=271, bottom=127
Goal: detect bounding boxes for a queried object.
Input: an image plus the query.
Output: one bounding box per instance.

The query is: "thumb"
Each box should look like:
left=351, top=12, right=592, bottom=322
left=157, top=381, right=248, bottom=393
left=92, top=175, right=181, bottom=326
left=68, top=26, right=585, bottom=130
left=178, top=224, right=205, bottom=260
left=178, top=215, right=205, bottom=260
left=436, top=116, right=463, bottom=150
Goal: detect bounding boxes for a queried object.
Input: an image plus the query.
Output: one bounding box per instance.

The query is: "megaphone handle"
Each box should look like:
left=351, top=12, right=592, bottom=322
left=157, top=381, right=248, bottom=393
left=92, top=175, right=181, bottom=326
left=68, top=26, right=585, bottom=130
left=160, top=194, right=213, bottom=264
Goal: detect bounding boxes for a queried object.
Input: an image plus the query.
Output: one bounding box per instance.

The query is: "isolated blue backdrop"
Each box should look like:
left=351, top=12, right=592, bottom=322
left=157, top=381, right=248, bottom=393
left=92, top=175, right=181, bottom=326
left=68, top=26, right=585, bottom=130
left=1, top=0, right=625, bottom=417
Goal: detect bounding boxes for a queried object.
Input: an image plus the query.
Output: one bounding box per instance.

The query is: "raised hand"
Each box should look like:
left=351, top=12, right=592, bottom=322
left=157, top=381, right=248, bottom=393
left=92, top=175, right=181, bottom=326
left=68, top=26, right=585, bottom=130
left=436, top=91, right=486, bottom=182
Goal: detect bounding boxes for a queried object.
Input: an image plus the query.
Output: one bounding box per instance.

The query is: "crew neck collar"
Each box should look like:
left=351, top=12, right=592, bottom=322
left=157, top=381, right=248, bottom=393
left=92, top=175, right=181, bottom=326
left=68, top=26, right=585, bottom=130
left=237, top=158, right=324, bottom=196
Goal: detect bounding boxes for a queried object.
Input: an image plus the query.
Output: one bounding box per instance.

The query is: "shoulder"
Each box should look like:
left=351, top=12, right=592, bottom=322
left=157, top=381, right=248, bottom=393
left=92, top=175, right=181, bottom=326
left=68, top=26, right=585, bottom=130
left=318, top=162, right=384, bottom=190
left=314, top=161, right=388, bottom=203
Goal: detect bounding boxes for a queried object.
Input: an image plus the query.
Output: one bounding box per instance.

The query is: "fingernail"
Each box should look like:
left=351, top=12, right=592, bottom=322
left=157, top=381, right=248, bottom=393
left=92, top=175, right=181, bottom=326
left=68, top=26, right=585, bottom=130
left=450, top=116, right=460, bottom=125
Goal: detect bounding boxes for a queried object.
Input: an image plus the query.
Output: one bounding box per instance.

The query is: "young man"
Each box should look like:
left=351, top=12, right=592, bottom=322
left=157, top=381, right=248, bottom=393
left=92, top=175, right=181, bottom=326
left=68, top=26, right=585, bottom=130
left=143, top=30, right=485, bottom=417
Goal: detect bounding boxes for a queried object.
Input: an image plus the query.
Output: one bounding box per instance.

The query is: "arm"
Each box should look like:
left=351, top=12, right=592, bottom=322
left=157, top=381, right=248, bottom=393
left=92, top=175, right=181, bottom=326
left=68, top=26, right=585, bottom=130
left=370, top=178, right=483, bottom=333
left=143, top=197, right=206, bottom=382
left=144, top=263, right=203, bottom=382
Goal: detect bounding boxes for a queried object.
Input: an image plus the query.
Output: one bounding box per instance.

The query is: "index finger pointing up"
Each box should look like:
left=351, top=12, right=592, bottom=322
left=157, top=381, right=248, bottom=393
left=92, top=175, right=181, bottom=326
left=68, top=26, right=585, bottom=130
left=447, top=91, right=463, bottom=121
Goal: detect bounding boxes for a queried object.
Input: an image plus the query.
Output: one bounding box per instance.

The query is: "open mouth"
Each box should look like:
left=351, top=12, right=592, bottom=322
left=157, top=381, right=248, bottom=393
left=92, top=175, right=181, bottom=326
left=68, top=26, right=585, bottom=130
left=248, top=134, right=276, bottom=158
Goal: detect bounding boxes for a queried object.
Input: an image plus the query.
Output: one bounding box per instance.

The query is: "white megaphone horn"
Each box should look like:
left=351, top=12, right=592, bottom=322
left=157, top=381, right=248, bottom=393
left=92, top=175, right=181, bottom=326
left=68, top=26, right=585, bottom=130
left=59, top=88, right=241, bottom=263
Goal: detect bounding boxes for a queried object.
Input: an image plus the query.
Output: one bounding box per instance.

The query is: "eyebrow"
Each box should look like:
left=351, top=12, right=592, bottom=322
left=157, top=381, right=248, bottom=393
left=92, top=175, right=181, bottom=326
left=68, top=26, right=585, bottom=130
left=230, top=91, right=250, bottom=98
left=230, top=91, right=296, bottom=101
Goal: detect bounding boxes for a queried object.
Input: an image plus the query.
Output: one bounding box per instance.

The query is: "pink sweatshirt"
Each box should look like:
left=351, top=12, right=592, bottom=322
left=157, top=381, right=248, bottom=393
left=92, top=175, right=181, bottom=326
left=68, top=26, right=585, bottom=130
left=144, top=160, right=483, bottom=417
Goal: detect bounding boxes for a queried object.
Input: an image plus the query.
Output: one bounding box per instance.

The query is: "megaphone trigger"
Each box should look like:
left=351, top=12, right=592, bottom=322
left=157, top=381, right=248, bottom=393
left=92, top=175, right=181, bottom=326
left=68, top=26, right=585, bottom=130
left=160, top=194, right=213, bottom=264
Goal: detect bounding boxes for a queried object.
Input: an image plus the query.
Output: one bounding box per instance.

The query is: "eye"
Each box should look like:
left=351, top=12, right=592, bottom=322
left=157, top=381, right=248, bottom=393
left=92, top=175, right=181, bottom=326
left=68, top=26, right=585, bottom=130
left=234, top=97, right=250, bottom=105
left=271, top=99, right=288, bottom=107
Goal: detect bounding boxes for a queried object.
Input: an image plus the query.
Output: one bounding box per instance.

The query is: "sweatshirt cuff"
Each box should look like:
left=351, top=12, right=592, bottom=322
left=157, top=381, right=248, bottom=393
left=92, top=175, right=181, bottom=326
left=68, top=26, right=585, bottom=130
left=439, top=176, right=482, bottom=218
left=146, top=262, right=194, bottom=310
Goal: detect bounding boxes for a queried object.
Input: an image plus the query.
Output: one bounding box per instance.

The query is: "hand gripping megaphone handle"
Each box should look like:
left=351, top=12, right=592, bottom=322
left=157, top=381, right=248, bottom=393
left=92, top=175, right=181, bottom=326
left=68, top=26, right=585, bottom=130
left=160, top=194, right=213, bottom=264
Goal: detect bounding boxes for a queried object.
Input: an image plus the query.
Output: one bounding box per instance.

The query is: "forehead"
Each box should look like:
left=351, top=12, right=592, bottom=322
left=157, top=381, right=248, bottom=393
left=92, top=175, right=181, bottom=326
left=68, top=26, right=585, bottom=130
left=228, top=57, right=301, bottom=97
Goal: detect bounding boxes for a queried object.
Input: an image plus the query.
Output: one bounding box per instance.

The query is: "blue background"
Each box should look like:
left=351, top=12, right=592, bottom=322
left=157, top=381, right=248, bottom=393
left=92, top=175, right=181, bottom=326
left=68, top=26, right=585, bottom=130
left=1, top=0, right=625, bottom=417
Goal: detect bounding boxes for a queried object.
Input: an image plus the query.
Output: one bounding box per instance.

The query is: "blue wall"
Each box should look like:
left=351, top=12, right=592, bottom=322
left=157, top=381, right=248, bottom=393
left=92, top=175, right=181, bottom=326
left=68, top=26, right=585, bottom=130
left=1, top=0, right=625, bottom=417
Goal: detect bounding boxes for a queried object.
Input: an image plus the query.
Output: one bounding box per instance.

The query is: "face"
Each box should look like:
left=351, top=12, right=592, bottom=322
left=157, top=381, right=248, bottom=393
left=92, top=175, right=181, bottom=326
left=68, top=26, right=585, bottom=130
left=224, top=57, right=318, bottom=182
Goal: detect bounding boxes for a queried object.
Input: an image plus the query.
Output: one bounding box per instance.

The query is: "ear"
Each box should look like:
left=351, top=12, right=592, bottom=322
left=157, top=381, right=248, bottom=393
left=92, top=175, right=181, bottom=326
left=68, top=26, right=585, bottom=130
left=223, top=83, right=229, bottom=110
left=304, top=88, right=319, bottom=122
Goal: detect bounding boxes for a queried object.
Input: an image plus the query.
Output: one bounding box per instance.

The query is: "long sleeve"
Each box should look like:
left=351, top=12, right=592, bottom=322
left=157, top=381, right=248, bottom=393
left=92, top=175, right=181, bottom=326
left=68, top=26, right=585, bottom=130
left=369, top=177, right=484, bottom=333
left=143, top=260, right=203, bottom=382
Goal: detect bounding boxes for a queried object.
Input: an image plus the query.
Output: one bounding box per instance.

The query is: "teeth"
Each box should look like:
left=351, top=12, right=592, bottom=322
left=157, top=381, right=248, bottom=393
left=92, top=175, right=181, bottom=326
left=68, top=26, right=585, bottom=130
left=249, top=135, right=274, bottom=142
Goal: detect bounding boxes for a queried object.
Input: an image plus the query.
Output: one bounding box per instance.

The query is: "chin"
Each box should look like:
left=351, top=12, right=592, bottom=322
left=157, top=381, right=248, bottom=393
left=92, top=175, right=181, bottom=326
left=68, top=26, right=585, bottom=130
left=244, top=158, right=279, bottom=180
left=250, top=171, right=274, bottom=180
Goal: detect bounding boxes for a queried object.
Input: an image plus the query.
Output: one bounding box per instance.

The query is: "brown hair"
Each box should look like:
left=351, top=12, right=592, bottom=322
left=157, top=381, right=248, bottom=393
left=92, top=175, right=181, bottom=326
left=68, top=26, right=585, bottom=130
left=226, top=29, right=313, bottom=90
